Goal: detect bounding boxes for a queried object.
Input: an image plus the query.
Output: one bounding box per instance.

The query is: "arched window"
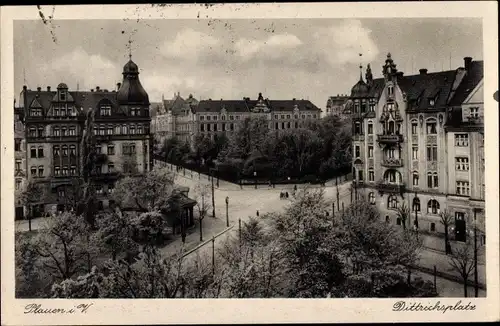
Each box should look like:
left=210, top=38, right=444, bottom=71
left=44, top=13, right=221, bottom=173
left=426, top=118, right=437, bottom=134
left=115, top=125, right=121, bottom=135
left=427, top=199, right=440, bottom=214
left=412, top=172, right=419, bottom=186
left=122, top=124, right=128, bottom=134
left=384, top=169, right=401, bottom=184
left=369, top=192, right=375, bottom=204
left=107, top=125, right=113, bottom=135
left=388, top=195, right=398, bottom=209
left=354, top=121, right=361, bottom=134
left=62, top=145, right=68, bottom=157
left=130, top=125, right=136, bottom=135
left=69, top=145, right=76, bottom=156
left=53, top=127, right=60, bottom=136
left=412, top=197, right=421, bottom=212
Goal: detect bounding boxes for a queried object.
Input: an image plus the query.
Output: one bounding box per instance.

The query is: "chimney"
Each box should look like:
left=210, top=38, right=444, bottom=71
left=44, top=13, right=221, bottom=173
left=117, top=83, right=121, bottom=90
left=47, top=86, right=51, bottom=91
left=464, top=57, right=472, bottom=70
left=96, top=86, right=100, bottom=92
left=23, top=85, right=27, bottom=91
left=419, top=68, right=428, bottom=75
left=37, top=87, right=41, bottom=91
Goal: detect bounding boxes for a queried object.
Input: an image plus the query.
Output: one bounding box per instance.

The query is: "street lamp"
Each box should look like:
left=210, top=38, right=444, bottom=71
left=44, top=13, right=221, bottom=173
left=472, top=208, right=482, bottom=297
left=414, top=191, right=419, bottom=240
left=254, top=171, right=257, bottom=189
left=225, top=196, right=229, bottom=227
left=211, top=169, right=216, bottom=218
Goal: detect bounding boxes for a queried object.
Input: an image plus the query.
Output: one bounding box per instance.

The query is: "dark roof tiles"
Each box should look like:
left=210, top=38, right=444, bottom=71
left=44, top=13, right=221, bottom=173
left=195, top=98, right=320, bottom=113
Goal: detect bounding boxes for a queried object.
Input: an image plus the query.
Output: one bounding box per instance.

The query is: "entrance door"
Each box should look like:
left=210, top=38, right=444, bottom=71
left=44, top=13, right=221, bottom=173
left=455, top=212, right=467, bottom=242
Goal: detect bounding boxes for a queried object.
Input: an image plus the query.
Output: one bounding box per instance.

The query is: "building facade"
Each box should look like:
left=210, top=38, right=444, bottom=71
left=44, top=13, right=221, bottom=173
left=325, top=94, right=350, bottom=118
left=14, top=104, right=27, bottom=219
left=18, top=58, right=153, bottom=215
left=152, top=93, right=199, bottom=146
left=195, top=93, right=322, bottom=141
left=350, top=54, right=484, bottom=242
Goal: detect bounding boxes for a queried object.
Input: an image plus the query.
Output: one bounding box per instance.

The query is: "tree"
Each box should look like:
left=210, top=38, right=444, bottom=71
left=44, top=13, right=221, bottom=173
left=19, top=181, right=46, bottom=231
left=112, top=167, right=176, bottom=212
left=439, top=209, right=454, bottom=254
left=129, top=211, right=168, bottom=247
left=29, top=212, right=99, bottom=281
left=396, top=201, right=410, bottom=231
left=192, top=182, right=212, bottom=241
left=95, top=211, right=139, bottom=261
left=448, top=240, right=475, bottom=297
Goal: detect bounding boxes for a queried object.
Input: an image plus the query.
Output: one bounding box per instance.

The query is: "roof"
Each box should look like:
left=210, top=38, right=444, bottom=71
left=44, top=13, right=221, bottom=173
left=349, top=59, right=483, bottom=111
left=195, top=98, right=321, bottom=113
left=164, top=94, right=199, bottom=115
left=448, top=61, right=484, bottom=106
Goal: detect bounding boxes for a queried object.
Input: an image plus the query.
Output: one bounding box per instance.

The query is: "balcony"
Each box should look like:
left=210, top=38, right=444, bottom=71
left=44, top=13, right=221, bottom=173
left=381, top=158, right=403, bottom=168
left=376, top=180, right=406, bottom=195
left=377, top=134, right=403, bottom=144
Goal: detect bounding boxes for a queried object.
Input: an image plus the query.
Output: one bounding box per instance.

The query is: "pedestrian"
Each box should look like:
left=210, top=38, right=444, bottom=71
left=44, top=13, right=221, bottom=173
left=280, top=192, right=283, bottom=200
left=285, top=192, right=289, bottom=199
left=256, top=210, right=260, bottom=217
left=294, top=184, right=297, bottom=192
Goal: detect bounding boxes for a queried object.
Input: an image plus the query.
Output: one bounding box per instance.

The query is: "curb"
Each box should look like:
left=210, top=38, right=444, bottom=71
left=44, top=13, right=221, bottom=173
left=182, top=225, right=235, bottom=258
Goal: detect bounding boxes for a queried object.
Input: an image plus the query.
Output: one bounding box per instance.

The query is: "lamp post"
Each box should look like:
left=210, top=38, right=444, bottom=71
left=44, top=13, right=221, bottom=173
left=225, top=196, right=229, bottom=227
left=254, top=171, right=257, bottom=189
left=211, top=169, right=216, bottom=218
left=414, top=191, right=419, bottom=240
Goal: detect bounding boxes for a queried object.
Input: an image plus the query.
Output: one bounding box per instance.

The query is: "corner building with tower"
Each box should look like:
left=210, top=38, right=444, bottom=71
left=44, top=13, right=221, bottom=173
left=349, top=53, right=484, bottom=243
left=17, top=58, right=153, bottom=216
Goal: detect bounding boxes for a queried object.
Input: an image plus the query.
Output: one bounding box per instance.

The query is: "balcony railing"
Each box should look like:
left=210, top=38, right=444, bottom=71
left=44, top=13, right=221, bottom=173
left=376, top=180, right=406, bottom=194
left=381, top=158, right=403, bottom=168
left=377, top=134, right=403, bottom=143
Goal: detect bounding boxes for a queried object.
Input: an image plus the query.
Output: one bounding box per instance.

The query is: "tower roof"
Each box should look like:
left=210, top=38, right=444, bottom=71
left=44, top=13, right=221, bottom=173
left=117, top=59, right=149, bottom=105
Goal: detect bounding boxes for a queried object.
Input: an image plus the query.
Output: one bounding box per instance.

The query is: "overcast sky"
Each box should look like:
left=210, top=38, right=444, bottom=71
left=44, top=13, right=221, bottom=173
left=14, top=18, right=482, bottom=108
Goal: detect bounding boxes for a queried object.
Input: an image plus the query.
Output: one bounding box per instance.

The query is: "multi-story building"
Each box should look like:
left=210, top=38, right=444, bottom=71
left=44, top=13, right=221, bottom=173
left=325, top=94, right=350, bottom=118
left=14, top=103, right=27, bottom=219
left=350, top=54, right=484, bottom=242
left=195, top=92, right=322, bottom=140
left=152, top=93, right=198, bottom=145
left=19, top=57, right=153, bottom=214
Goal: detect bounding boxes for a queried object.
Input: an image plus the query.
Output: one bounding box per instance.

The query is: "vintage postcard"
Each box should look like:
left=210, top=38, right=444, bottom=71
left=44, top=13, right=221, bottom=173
left=1, top=2, right=499, bottom=325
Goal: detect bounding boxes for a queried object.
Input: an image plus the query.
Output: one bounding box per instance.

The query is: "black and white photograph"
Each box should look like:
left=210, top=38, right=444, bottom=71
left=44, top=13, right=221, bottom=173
left=1, top=2, right=498, bottom=325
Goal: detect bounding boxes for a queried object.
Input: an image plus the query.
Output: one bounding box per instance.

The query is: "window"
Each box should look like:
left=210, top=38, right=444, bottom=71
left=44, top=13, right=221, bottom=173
left=369, top=192, right=375, bottom=204
left=386, top=215, right=390, bottom=223
left=200, top=124, right=205, bottom=132
left=58, top=188, right=65, bottom=198
left=62, top=145, right=68, bottom=157
left=426, top=121, right=437, bottom=134
left=29, top=127, right=36, bottom=137
left=388, top=195, right=398, bottom=209
left=130, top=144, right=136, bottom=154
left=275, top=122, right=279, bottom=129
left=108, top=184, right=115, bottom=194
left=456, top=181, right=470, bottom=196
left=15, top=179, right=21, bottom=190
left=387, top=148, right=395, bottom=159
left=130, top=125, right=135, bottom=135
left=368, top=169, right=374, bottom=182
left=470, top=107, right=479, bottom=119
left=430, top=223, right=436, bottom=232
left=301, top=114, right=305, bottom=119
left=61, top=127, right=67, bottom=136
left=286, top=114, right=291, bottom=119
left=53, top=145, right=60, bottom=157
left=412, top=197, right=421, bottom=212
left=54, top=166, right=60, bottom=176
left=214, top=124, right=218, bottom=132
left=411, top=122, right=418, bottom=135
left=30, top=166, right=37, bottom=176
left=60, top=92, right=66, bottom=101
left=354, top=122, right=361, bottom=134
left=108, top=162, right=114, bottom=173
left=62, top=166, right=68, bottom=176
left=354, top=101, right=359, bottom=113
left=388, top=85, right=394, bottom=96
left=96, top=145, right=102, bottom=154
left=31, top=109, right=42, bottom=116
left=221, top=115, right=226, bottom=121
left=358, top=170, right=363, bottom=181
left=69, top=145, right=76, bottom=156
left=427, top=200, right=440, bottom=214
left=122, top=125, right=128, bottom=135
left=412, top=173, right=419, bottom=186
left=37, top=146, right=44, bottom=158
left=70, top=165, right=76, bottom=175
left=107, top=145, right=115, bottom=155
left=411, top=146, right=418, bottom=160
left=229, top=115, right=234, bottom=120
left=69, top=127, right=76, bottom=136
left=427, top=172, right=438, bottom=188
left=207, top=124, right=211, bottom=132
left=206, top=116, right=211, bottom=121
left=369, top=99, right=375, bottom=112
left=455, top=157, right=469, bottom=171
left=355, top=146, right=360, bottom=158
left=455, top=134, right=469, bottom=147
left=37, top=127, right=44, bottom=137
left=108, top=126, right=114, bottom=135
left=30, top=146, right=36, bottom=158
left=429, top=99, right=435, bottom=106
left=386, top=103, right=395, bottom=111
left=38, top=166, right=44, bottom=177
left=200, top=116, right=205, bottom=121
left=137, top=125, right=143, bottom=134
left=230, top=123, right=234, bottom=131
left=368, top=146, right=373, bottom=158
left=100, top=105, right=112, bottom=116
left=95, top=165, right=102, bottom=175
left=426, top=145, right=438, bottom=161
left=368, top=123, right=373, bottom=135
left=96, top=186, right=103, bottom=195
left=15, top=160, right=21, bottom=172
left=455, top=212, right=465, bottom=221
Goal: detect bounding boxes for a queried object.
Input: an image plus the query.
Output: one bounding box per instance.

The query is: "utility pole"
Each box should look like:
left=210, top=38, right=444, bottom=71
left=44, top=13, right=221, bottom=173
left=473, top=208, right=479, bottom=297
left=211, top=170, right=215, bottom=218
left=212, top=236, right=215, bottom=275
left=225, top=196, right=229, bottom=227
left=332, top=202, right=335, bottom=221
left=238, top=218, right=242, bottom=250
left=336, top=177, right=340, bottom=211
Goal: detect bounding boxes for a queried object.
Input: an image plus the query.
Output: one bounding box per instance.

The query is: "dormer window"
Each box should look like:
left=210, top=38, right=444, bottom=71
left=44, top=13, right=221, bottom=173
left=386, top=103, right=395, bottom=112
left=469, top=107, right=479, bottom=119
left=60, top=92, right=66, bottom=101
left=429, top=98, right=435, bottom=106
left=100, top=105, right=112, bottom=116
left=369, top=99, right=375, bottom=112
